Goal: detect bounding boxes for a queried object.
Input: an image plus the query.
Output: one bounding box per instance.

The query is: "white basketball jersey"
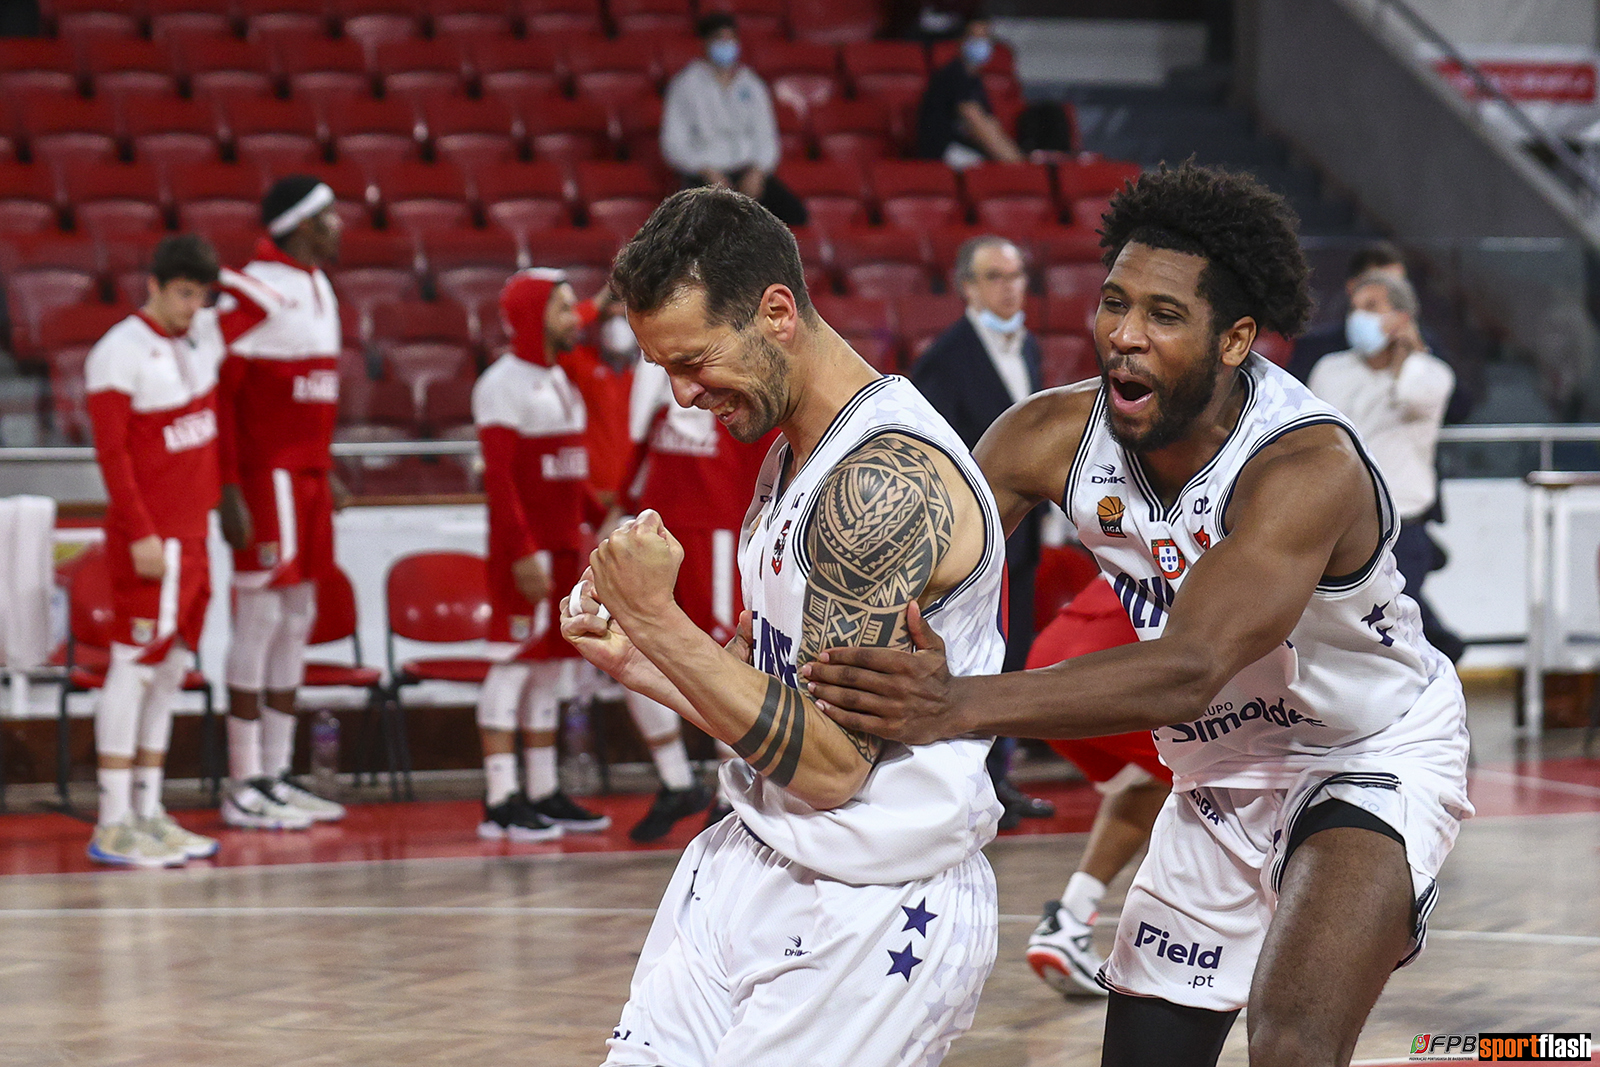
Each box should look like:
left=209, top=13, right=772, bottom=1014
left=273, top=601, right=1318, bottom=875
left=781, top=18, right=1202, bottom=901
left=1065, top=355, right=1459, bottom=791
left=726, top=375, right=1005, bottom=885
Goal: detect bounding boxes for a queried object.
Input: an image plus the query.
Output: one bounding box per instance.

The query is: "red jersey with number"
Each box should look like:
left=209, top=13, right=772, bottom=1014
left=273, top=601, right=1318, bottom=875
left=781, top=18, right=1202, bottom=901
left=627, top=359, right=773, bottom=530
left=85, top=309, right=226, bottom=541
left=215, top=239, right=341, bottom=478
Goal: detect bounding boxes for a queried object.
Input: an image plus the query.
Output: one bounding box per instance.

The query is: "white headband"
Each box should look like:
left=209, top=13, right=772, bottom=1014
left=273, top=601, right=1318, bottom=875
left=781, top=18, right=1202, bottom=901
left=267, top=183, right=335, bottom=237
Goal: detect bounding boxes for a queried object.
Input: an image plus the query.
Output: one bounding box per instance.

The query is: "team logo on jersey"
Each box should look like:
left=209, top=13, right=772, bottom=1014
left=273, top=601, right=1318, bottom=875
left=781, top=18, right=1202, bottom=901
left=1090, top=463, right=1125, bottom=485
left=1097, top=496, right=1126, bottom=538
left=771, top=520, right=791, bottom=574
left=1151, top=538, right=1186, bottom=579
left=131, top=618, right=155, bottom=645
left=509, top=615, right=532, bottom=642
left=1193, top=527, right=1211, bottom=550
left=292, top=369, right=339, bottom=404
left=257, top=541, right=279, bottom=568
left=162, top=408, right=217, bottom=453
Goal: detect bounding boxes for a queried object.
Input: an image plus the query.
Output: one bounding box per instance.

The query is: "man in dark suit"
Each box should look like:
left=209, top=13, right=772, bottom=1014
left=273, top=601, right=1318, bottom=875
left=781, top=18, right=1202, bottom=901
left=911, top=234, right=1054, bottom=828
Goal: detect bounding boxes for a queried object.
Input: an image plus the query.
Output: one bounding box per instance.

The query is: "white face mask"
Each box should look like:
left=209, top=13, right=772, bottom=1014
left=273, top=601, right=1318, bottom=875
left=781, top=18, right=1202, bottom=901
left=977, top=308, right=1025, bottom=335
left=1345, top=309, right=1388, bottom=355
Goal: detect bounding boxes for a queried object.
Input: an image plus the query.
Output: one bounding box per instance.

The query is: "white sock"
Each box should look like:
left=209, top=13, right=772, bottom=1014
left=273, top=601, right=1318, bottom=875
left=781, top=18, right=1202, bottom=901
left=97, top=767, right=132, bottom=826
left=484, top=752, right=519, bottom=806
left=228, top=716, right=262, bottom=781
left=261, top=707, right=297, bottom=778
left=1062, top=871, right=1106, bottom=924
left=651, top=740, right=693, bottom=791
left=133, top=765, right=164, bottom=819
left=524, top=745, right=558, bottom=800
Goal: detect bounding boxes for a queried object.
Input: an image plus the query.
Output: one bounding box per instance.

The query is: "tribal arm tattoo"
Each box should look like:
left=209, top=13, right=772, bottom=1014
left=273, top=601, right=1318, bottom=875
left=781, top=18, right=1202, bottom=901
left=731, top=433, right=956, bottom=783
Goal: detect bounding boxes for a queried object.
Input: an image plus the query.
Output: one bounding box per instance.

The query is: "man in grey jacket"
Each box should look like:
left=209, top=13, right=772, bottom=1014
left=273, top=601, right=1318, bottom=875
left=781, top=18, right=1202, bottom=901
left=661, top=13, right=808, bottom=226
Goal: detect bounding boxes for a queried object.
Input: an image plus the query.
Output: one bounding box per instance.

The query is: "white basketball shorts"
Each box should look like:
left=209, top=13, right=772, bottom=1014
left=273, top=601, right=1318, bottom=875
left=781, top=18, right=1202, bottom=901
left=1100, top=684, right=1472, bottom=1012
left=602, top=814, right=998, bottom=1067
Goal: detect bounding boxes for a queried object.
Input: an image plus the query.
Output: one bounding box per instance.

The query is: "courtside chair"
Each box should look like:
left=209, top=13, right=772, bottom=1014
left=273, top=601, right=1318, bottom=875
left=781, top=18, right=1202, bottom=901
left=56, top=544, right=220, bottom=809
left=384, top=551, right=496, bottom=800
left=302, top=564, right=400, bottom=798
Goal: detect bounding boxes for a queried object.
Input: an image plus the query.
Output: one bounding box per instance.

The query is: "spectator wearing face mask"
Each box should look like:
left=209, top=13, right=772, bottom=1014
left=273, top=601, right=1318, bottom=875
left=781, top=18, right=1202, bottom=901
left=1308, top=271, right=1465, bottom=662
left=661, top=13, right=808, bottom=226
left=915, top=15, right=1024, bottom=168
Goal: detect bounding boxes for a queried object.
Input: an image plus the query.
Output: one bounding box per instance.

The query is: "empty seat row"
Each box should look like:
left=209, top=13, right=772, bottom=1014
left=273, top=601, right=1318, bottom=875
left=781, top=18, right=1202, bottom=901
left=35, top=0, right=894, bottom=53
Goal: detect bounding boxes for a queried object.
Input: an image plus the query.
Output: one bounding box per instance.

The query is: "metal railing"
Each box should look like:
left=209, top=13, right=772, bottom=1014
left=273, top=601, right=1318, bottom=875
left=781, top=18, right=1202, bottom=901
left=1366, top=0, right=1600, bottom=206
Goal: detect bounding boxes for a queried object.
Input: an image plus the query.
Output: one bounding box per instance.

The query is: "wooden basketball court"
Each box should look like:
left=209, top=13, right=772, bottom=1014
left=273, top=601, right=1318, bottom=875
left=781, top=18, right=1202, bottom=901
left=1, top=680, right=1595, bottom=1066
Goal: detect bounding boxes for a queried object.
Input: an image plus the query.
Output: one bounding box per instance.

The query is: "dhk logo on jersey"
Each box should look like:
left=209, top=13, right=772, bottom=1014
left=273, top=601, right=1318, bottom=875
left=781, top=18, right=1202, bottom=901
left=1151, top=538, right=1186, bottom=579
left=1090, top=463, right=1125, bottom=485
left=771, top=520, right=791, bottom=574
left=1097, top=496, right=1126, bottom=538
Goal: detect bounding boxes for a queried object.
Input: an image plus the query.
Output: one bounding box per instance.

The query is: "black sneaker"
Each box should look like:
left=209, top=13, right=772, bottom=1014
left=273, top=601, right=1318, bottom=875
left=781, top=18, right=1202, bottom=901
left=704, top=800, right=733, bottom=831
left=478, top=794, right=562, bottom=842
left=996, top=780, right=1055, bottom=820
left=629, top=783, right=715, bottom=843
left=529, top=790, right=612, bottom=832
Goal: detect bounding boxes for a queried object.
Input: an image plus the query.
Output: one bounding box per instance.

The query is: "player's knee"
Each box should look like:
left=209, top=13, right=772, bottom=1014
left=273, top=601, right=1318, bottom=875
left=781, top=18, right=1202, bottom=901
left=227, top=588, right=284, bottom=689
left=477, top=665, right=527, bottom=732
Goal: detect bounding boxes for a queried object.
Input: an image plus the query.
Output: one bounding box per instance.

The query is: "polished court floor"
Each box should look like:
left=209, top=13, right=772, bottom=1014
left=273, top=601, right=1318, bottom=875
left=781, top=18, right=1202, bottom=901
left=1, top=681, right=1596, bottom=1067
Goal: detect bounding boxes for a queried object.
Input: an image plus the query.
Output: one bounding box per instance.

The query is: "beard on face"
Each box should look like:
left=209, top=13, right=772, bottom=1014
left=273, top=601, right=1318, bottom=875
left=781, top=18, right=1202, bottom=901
left=725, top=328, right=790, bottom=443
left=1100, top=333, right=1225, bottom=453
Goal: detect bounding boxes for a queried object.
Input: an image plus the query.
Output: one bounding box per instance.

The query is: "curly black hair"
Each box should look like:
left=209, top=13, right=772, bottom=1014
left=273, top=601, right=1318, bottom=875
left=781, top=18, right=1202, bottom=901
left=1098, top=161, right=1312, bottom=339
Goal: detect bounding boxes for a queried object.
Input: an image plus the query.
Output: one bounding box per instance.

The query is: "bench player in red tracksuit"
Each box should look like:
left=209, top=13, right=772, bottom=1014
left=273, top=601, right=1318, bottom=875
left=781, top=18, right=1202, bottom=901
left=472, top=269, right=612, bottom=839
left=85, top=235, right=235, bottom=867
left=214, top=176, right=347, bottom=830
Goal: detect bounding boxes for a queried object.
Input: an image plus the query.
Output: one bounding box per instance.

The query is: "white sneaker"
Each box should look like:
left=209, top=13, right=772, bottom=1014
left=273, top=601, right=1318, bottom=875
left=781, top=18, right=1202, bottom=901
left=87, top=819, right=187, bottom=868
left=271, top=774, right=347, bottom=822
left=223, top=778, right=315, bottom=830
left=1026, top=899, right=1109, bottom=997
left=139, top=811, right=220, bottom=860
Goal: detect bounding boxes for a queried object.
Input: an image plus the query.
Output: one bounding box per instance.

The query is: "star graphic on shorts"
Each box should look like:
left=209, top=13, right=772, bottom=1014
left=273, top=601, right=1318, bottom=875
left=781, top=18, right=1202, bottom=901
left=900, top=898, right=937, bottom=937
left=886, top=942, right=923, bottom=981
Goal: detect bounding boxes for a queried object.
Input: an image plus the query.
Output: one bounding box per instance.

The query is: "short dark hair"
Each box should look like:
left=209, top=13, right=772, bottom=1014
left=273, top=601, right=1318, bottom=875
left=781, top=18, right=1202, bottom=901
left=150, top=234, right=220, bottom=286
left=1099, top=161, right=1312, bottom=338
left=1345, top=240, right=1404, bottom=280
left=696, top=12, right=736, bottom=38
left=610, top=186, right=814, bottom=330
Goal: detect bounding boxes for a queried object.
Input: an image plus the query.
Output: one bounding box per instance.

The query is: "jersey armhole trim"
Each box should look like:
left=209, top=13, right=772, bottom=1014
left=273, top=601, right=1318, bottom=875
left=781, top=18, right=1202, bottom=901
left=1214, top=415, right=1398, bottom=594
left=1060, top=388, right=1105, bottom=529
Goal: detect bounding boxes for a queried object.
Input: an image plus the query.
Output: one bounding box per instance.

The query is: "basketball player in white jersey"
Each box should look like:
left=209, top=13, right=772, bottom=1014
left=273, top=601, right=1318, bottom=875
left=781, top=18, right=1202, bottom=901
left=805, top=163, right=1473, bottom=1067
left=560, top=186, right=1005, bottom=1066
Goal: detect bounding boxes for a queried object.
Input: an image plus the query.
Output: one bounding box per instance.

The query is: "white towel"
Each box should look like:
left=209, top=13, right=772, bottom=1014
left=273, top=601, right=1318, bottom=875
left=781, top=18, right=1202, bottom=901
left=2, top=495, right=58, bottom=669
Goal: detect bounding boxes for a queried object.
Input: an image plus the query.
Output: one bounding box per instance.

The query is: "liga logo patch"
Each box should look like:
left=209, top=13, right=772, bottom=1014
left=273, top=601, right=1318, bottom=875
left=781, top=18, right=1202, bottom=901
left=1097, top=495, right=1126, bottom=537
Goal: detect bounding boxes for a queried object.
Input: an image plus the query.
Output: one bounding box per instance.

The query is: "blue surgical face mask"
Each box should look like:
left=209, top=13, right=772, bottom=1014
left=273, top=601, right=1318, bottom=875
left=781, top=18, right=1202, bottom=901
left=708, top=40, right=740, bottom=69
left=962, top=36, right=993, bottom=68
left=978, top=307, right=1024, bottom=335
left=1345, top=309, right=1388, bottom=355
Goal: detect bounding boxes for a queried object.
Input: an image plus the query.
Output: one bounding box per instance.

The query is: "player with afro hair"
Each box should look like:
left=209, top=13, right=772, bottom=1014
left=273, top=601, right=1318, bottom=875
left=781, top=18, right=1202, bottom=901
left=1097, top=160, right=1313, bottom=342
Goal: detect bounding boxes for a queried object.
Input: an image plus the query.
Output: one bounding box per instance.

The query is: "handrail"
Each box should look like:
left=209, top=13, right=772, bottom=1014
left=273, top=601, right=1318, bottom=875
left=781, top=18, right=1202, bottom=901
left=1369, top=0, right=1600, bottom=203
left=0, top=425, right=1595, bottom=464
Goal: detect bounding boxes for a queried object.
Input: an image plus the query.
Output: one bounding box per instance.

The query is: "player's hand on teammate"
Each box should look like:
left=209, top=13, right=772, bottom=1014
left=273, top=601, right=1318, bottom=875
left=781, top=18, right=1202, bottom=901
left=512, top=553, right=552, bottom=604
left=588, top=509, right=684, bottom=625
left=130, top=535, right=166, bottom=581
left=218, top=484, right=253, bottom=553
left=802, top=600, right=965, bottom=746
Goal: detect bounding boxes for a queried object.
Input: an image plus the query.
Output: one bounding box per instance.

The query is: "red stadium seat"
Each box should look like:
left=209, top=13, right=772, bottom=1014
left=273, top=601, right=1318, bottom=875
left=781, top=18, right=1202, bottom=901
left=698, top=0, right=786, bottom=37
left=0, top=163, right=64, bottom=220
left=962, top=162, right=1059, bottom=231
left=1042, top=291, right=1099, bottom=337
left=338, top=228, right=418, bottom=271
left=329, top=98, right=425, bottom=171
left=1038, top=333, right=1097, bottom=388
left=520, top=227, right=619, bottom=290
left=565, top=34, right=659, bottom=109
left=1036, top=227, right=1103, bottom=265
left=814, top=292, right=900, bottom=369
left=613, top=95, right=667, bottom=177
left=435, top=266, right=513, bottom=346
left=298, top=562, right=395, bottom=792
left=519, top=96, right=612, bottom=166
left=748, top=39, right=839, bottom=79
left=168, top=35, right=273, bottom=88
left=778, top=160, right=867, bottom=233
left=48, top=343, right=96, bottom=442
left=331, top=267, right=422, bottom=317
left=0, top=40, right=77, bottom=89
left=841, top=40, right=927, bottom=100
left=0, top=68, right=77, bottom=100
left=340, top=13, right=422, bottom=63
left=1067, top=194, right=1113, bottom=234
left=470, top=37, right=565, bottom=97
left=121, top=93, right=223, bottom=142
left=431, top=9, right=516, bottom=43
left=0, top=232, right=102, bottom=274
left=377, top=39, right=470, bottom=102
left=8, top=270, right=102, bottom=358
left=56, top=8, right=142, bottom=43
left=419, top=376, right=475, bottom=435
left=78, top=38, right=171, bottom=80
left=607, top=0, right=692, bottom=36
left=167, top=161, right=265, bottom=208
left=235, top=131, right=322, bottom=172
left=517, top=0, right=604, bottom=35
left=811, top=99, right=896, bottom=165
left=133, top=131, right=222, bottom=175
left=893, top=292, right=963, bottom=352
left=384, top=552, right=495, bottom=753
left=1253, top=331, right=1293, bottom=368
left=374, top=160, right=471, bottom=232
left=1056, top=158, right=1141, bottom=200
left=245, top=9, right=329, bottom=52
left=177, top=198, right=261, bottom=235
left=381, top=340, right=473, bottom=393
left=17, top=91, right=119, bottom=145
left=422, top=228, right=521, bottom=274
left=831, top=228, right=931, bottom=299
left=273, top=35, right=366, bottom=84
left=870, top=159, right=963, bottom=231
left=371, top=299, right=473, bottom=345
left=149, top=10, right=235, bottom=45
left=219, top=96, right=320, bottom=149
left=474, top=159, right=572, bottom=235
left=38, top=301, right=132, bottom=353
left=63, top=164, right=166, bottom=237
left=1045, top=260, right=1106, bottom=299
left=653, top=35, right=704, bottom=82
left=0, top=200, right=58, bottom=236
left=574, top=160, right=666, bottom=237
left=786, top=0, right=883, bottom=45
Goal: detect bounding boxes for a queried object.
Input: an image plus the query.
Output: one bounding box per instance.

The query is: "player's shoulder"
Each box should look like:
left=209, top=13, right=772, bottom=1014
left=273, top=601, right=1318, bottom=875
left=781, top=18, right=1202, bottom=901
left=825, top=429, right=980, bottom=524
left=1234, top=418, right=1370, bottom=513
left=980, top=379, right=1099, bottom=463
left=84, top=314, right=149, bottom=389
